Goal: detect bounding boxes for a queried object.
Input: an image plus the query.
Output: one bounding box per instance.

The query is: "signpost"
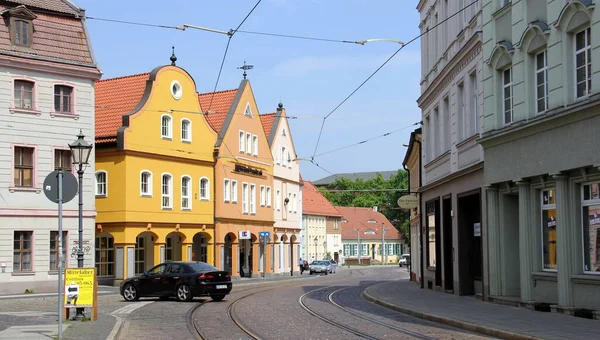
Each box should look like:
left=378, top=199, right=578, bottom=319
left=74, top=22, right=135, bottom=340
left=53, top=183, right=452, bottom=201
left=259, top=232, right=270, bottom=278
left=397, top=195, right=419, bottom=210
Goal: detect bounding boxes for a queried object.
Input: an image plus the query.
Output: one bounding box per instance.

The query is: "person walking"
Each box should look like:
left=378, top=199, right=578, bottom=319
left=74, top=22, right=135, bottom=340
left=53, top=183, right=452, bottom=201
left=299, top=257, right=304, bottom=275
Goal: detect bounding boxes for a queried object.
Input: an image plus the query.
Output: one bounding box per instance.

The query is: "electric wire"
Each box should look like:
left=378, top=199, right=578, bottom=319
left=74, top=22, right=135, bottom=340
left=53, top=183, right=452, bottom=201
left=310, top=0, right=480, bottom=159
left=235, top=30, right=358, bottom=44
left=84, top=16, right=179, bottom=30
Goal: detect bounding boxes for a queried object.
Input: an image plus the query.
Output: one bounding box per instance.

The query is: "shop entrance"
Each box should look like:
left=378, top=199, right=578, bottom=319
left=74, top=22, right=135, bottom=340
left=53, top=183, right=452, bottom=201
left=457, top=191, right=483, bottom=296
left=239, top=239, right=252, bottom=277
left=224, top=234, right=233, bottom=274
left=501, top=193, right=520, bottom=297
left=443, top=197, right=454, bottom=292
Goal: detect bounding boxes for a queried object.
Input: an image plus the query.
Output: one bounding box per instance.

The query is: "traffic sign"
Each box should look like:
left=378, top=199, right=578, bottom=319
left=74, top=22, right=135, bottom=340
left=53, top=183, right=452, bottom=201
left=44, top=170, right=78, bottom=204
left=259, top=231, right=270, bottom=239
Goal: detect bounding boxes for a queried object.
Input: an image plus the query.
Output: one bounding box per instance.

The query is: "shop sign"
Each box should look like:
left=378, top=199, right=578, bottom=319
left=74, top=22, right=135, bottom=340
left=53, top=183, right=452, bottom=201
left=397, top=195, right=419, bottom=209
left=63, top=267, right=97, bottom=308
left=234, top=164, right=263, bottom=176
left=239, top=230, right=251, bottom=240
left=473, top=223, right=481, bottom=237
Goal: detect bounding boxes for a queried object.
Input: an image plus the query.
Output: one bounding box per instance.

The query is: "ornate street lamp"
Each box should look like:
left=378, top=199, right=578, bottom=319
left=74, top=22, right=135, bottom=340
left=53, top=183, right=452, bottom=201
left=323, top=241, right=327, bottom=260
left=313, top=237, right=318, bottom=261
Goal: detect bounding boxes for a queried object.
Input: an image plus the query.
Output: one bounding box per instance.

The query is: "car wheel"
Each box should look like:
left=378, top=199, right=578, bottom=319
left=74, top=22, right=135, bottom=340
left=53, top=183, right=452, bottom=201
left=122, top=284, right=139, bottom=302
left=176, top=284, right=193, bottom=302
left=210, top=294, right=225, bottom=302
left=310, top=271, right=313, bottom=275
left=325, top=271, right=328, bottom=275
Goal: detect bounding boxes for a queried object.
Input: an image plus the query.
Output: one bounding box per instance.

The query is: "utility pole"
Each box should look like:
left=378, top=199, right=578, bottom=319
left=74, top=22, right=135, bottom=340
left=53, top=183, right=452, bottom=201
left=381, top=223, right=389, bottom=265
left=354, top=228, right=361, bottom=265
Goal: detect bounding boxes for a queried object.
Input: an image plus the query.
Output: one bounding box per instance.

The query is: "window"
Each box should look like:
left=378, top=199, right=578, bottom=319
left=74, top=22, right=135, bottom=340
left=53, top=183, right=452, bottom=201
left=541, top=189, right=557, bottom=271
left=181, top=176, right=191, bottom=209
left=502, top=68, right=513, bottom=125
left=246, top=133, right=251, bottom=155
left=281, top=147, right=286, bottom=166
left=344, top=244, right=350, bottom=257
left=140, top=171, right=152, bottom=196
left=427, top=202, right=436, bottom=267
left=575, top=27, right=592, bottom=99
left=13, top=231, right=32, bottom=272
left=499, top=0, right=511, bottom=8
left=361, top=244, right=369, bottom=256
left=536, top=51, right=548, bottom=113
left=231, top=180, right=238, bottom=203
left=469, top=72, right=478, bottom=135
left=276, top=190, right=281, bottom=211
left=242, top=183, right=249, bottom=213
left=14, top=146, right=34, bottom=187
left=457, top=82, right=465, bottom=140
left=50, top=231, right=67, bottom=271
left=95, top=171, right=107, bottom=196
left=224, top=179, right=231, bottom=202
left=13, top=19, right=30, bottom=46
left=135, top=236, right=145, bottom=275
left=95, top=235, right=114, bottom=276
left=287, top=151, right=292, bottom=167
left=54, top=85, right=73, bottom=113
left=244, top=103, right=252, bottom=117
left=252, top=135, right=258, bottom=156
left=54, top=149, right=71, bottom=172
left=181, top=119, right=191, bottom=142
left=250, top=184, right=256, bottom=214
left=266, top=187, right=272, bottom=207
left=387, top=244, right=394, bottom=256
left=200, top=177, right=209, bottom=200
left=582, top=182, right=600, bottom=273
left=14, top=80, right=33, bottom=109
left=170, top=80, right=183, bottom=99
left=239, top=130, right=245, bottom=153
left=293, top=193, right=297, bottom=212
left=288, top=193, right=293, bottom=213
left=161, top=174, right=172, bottom=208
left=161, top=115, right=172, bottom=139
left=260, top=185, right=265, bottom=206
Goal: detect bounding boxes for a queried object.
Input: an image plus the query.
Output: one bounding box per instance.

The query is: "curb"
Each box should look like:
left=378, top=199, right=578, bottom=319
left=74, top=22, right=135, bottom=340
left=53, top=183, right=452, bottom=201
left=361, top=285, right=542, bottom=340
left=106, top=315, right=124, bottom=340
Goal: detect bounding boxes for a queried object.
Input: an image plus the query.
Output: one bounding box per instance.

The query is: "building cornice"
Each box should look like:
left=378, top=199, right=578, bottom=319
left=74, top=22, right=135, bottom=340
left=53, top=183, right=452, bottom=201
left=0, top=52, right=101, bottom=80
left=420, top=161, right=483, bottom=193
left=97, top=149, right=215, bottom=167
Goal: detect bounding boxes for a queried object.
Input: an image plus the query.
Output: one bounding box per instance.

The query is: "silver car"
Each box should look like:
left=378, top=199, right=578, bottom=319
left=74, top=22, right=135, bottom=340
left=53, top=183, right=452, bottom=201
left=309, top=260, right=330, bottom=275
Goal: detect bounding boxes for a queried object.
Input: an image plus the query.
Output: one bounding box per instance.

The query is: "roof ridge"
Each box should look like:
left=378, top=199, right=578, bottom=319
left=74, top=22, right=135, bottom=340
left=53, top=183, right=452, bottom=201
left=198, top=88, right=237, bottom=96
left=260, top=112, right=276, bottom=116
left=97, top=72, right=150, bottom=83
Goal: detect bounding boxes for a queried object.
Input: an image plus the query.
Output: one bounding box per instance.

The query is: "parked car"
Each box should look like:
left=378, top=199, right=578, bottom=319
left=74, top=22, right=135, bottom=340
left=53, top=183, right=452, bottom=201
left=328, top=260, right=338, bottom=274
left=120, top=261, right=232, bottom=302
left=398, top=254, right=410, bottom=267
left=310, top=260, right=331, bottom=275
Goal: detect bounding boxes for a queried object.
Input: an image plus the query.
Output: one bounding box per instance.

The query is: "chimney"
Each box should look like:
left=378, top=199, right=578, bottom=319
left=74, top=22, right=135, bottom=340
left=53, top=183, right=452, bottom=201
left=373, top=206, right=378, bottom=212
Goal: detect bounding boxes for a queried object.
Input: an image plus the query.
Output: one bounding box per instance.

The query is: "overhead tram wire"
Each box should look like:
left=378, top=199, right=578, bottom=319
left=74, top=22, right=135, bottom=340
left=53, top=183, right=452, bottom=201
left=84, top=16, right=180, bottom=30
left=310, top=0, right=481, bottom=159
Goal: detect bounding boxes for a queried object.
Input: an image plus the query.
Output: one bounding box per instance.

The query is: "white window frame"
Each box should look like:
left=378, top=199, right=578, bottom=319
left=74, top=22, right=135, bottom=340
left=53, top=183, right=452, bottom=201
left=276, top=190, right=281, bottom=211
left=161, top=173, right=173, bottom=209
left=224, top=178, right=231, bottom=202
left=242, top=182, right=249, bottom=214
left=361, top=244, right=369, bottom=256
left=581, top=182, right=600, bottom=275
left=140, top=170, right=152, bottom=196
left=161, top=114, right=172, bottom=139
left=181, top=118, right=192, bottom=142
left=502, top=67, right=513, bottom=125
left=250, top=184, right=256, bottom=214
left=181, top=175, right=192, bottom=210
left=535, top=51, right=548, bottom=114
left=246, top=133, right=252, bottom=155
left=260, top=185, right=265, bottom=206
left=95, top=171, right=107, bottom=197
left=541, top=188, right=557, bottom=272
left=575, top=27, right=592, bottom=99
left=293, top=193, right=297, bottom=212
left=231, top=180, right=238, bottom=203
left=199, top=177, right=210, bottom=201
left=288, top=193, right=293, bottom=213
left=239, top=130, right=245, bottom=153
left=281, top=146, right=286, bottom=166
left=266, top=186, right=272, bottom=207
left=252, top=134, right=258, bottom=156
left=287, top=151, right=292, bottom=168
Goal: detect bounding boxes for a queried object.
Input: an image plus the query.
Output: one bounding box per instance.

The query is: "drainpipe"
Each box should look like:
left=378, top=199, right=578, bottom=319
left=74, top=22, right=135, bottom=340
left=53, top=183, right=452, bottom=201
left=213, top=149, right=219, bottom=269
left=402, top=163, right=412, bottom=281
left=415, top=138, right=424, bottom=289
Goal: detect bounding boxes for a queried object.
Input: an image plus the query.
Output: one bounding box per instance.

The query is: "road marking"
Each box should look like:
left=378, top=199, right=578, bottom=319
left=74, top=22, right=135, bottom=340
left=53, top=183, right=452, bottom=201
left=0, top=324, right=69, bottom=339
left=0, top=311, right=57, bottom=317
left=111, top=301, right=154, bottom=316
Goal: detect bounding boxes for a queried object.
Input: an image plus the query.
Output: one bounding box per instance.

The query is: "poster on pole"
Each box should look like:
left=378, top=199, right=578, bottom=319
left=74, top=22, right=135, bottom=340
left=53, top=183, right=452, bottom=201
left=63, top=268, right=96, bottom=308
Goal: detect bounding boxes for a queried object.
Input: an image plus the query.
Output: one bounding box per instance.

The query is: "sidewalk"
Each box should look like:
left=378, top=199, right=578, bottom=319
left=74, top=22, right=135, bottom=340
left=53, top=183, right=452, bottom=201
left=363, top=280, right=600, bottom=340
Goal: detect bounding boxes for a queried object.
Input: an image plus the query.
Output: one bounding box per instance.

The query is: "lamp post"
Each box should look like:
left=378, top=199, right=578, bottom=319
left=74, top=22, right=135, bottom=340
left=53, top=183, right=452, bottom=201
left=353, top=228, right=361, bottom=265
left=381, top=224, right=390, bottom=265
left=313, top=237, right=318, bottom=261
left=68, top=129, right=93, bottom=320
left=323, top=241, right=327, bottom=260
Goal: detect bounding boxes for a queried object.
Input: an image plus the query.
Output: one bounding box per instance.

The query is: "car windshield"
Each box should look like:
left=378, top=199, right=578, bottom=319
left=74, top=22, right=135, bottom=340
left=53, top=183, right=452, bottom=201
left=189, top=262, right=218, bottom=272
left=312, top=261, right=329, bottom=265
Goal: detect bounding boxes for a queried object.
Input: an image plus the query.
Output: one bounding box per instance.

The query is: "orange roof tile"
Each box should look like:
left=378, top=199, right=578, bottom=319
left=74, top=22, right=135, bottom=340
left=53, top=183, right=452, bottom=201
left=259, top=113, right=276, bottom=137
left=95, top=73, right=149, bottom=142
left=198, top=89, right=237, bottom=132
left=336, top=206, right=401, bottom=240
left=302, top=181, right=342, bottom=217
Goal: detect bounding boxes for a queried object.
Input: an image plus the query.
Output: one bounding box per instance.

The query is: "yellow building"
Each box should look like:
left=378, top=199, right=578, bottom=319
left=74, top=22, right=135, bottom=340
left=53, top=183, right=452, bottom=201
left=94, top=61, right=217, bottom=283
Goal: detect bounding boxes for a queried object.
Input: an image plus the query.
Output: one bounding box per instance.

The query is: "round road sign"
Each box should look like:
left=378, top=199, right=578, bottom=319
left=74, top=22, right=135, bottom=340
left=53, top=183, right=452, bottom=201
left=43, top=170, right=78, bottom=204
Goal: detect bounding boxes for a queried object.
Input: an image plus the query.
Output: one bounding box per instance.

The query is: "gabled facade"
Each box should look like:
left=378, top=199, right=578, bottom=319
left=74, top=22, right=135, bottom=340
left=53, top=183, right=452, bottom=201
left=204, top=80, right=275, bottom=278
left=301, top=181, right=342, bottom=261
left=417, top=0, right=487, bottom=298
left=0, top=0, right=101, bottom=294
left=94, top=63, right=217, bottom=283
left=481, top=0, right=600, bottom=312
left=337, top=207, right=404, bottom=265
left=402, top=128, right=422, bottom=283
left=260, top=104, right=302, bottom=276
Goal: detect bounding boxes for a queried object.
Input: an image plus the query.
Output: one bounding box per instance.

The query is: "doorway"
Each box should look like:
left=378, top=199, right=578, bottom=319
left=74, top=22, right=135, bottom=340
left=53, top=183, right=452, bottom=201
left=443, top=197, right=454, bottom=292
left=239, top=239, right=252, bottom=277
left=224, top=234, right=233, bottom=274
left=501, top=193, right=520, bottom=296
left=457, top=191, right=482, bottom=296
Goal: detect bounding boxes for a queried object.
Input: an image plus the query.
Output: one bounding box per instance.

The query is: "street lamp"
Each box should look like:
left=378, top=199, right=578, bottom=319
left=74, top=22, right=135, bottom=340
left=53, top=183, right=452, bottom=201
left=381, top=224, right=390, bottom=265
left=313, top=237, right=318, bottom=261
left=353, top=228, right=361, bottom=265
left=323, top=241, right=327, bottom=260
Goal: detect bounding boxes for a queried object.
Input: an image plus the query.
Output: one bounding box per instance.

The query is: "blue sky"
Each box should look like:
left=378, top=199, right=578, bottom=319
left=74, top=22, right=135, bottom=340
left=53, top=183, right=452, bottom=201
left=78, top=0, right=422, bottom=181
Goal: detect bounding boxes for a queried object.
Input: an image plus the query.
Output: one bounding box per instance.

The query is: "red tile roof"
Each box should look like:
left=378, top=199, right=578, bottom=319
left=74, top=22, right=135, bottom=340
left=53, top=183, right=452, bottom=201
left=198, top=89, right=237, bottom=132
left=302, top=181, right=342, bottom=217
left=6, top=0, right=79, bottom=15
left=259, top=113, right=276, bottom=137
left=336, top=207, right=401, bottom=240
left=95, top=73, right=149, bottom=142
left=0, top=4, right=94, bottom=65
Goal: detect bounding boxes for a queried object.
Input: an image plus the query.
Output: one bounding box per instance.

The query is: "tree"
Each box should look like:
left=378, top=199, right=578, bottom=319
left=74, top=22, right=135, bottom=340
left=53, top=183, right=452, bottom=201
left=319, top=170, right=410, bottom=236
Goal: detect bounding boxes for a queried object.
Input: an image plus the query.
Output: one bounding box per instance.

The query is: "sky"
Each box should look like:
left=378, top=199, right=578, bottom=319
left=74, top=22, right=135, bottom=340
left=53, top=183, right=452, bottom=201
left=78, top=0, right=422, bottom=181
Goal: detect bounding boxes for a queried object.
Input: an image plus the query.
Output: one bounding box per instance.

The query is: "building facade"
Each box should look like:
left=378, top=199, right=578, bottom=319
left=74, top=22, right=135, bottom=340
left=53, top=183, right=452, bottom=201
left=403, top=128, right=422, bottom=283
left=0, top=1, right=101, bottom=294
left=326, top=216, right=342, bottom=264
left=94, top=63, right=217, bottom=283
left=204, top=79, right=275, bottom=279
left=417, top=0, right=487, bottom=297
left=260, top=104, right=301, bottom=276
left=481, top=0, right=600, bottom=312
left=338, top=207, right=403, bottom=265
left=301, top=181, right=341, bottom=262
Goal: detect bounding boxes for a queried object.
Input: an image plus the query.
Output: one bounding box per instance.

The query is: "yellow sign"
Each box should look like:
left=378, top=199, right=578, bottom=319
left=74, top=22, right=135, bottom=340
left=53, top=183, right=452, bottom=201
left=63, top=268, right=96, bottom=308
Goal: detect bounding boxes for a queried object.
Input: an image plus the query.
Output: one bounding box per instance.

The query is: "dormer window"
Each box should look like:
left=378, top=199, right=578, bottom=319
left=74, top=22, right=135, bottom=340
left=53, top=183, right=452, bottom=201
left=14, top=19, right=30, bottom=46
left=367, top=219, right=377, bottom=223
left=4, top=6, right=37, bottom=48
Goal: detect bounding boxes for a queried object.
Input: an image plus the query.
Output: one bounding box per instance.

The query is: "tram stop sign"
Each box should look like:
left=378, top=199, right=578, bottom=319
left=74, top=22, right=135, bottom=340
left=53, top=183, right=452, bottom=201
left=43, top=170, right=78, bottom=204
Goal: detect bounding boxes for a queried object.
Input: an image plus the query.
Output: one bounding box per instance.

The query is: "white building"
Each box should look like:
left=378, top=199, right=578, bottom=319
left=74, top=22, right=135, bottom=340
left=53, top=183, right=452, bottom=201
left=261, top=103, right=302, bottom=275
left=0, top=1, right=101, bottom=294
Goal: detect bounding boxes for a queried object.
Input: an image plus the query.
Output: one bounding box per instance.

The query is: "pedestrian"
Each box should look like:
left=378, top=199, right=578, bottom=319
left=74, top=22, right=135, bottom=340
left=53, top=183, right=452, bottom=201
left=299, top=257, right=304, bottom=274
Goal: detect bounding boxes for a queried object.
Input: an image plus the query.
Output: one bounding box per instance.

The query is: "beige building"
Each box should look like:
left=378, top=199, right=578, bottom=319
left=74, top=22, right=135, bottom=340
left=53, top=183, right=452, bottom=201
left=403, top=128, right=422, bottom=283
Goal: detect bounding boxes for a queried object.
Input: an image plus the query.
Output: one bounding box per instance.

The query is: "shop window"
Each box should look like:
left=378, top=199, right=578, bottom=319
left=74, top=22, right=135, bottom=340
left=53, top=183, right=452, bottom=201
left=426, top=202, right=436, bottom=267
left=95, top=235, right=114, bottom=277
left=582, top=182, right=600, bottom=274
left=541, top=189, right=557, bottom=271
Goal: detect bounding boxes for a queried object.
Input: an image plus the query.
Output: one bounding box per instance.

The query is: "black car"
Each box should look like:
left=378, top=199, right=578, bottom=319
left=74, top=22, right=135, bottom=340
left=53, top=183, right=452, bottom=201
left=119, top=261, right=232, bottom=302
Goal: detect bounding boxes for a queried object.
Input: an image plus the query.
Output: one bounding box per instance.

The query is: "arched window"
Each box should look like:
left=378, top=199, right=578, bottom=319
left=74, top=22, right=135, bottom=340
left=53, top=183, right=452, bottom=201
left=161, top=114, right=172, bottom=139
left=140, top=170, right=152, bottom=196
left=200, top=177, right=210, bottom=200
left=181, top=175, right=192, bottom=209
left=181, top=119, right=191, bottom=142
left=95, top=171, right=107, bottom=196
left=161, top=173, right=172, bottom=208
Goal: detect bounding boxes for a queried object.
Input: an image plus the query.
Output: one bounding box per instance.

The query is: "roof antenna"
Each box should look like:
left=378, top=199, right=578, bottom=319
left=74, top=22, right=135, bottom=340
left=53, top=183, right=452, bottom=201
left=170, top=46, right=177, bottom=66
left=237, top=60, right=253, bottom=79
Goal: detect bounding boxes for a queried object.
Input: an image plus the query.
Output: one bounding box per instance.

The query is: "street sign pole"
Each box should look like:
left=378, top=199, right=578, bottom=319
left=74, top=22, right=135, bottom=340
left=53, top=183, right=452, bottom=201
left=58, top=170, right=64, bottom=340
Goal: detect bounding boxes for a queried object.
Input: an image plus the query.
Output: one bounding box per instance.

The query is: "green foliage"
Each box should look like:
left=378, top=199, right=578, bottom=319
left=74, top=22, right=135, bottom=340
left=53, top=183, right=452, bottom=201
left=320, top=170, right=410, bottom=237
